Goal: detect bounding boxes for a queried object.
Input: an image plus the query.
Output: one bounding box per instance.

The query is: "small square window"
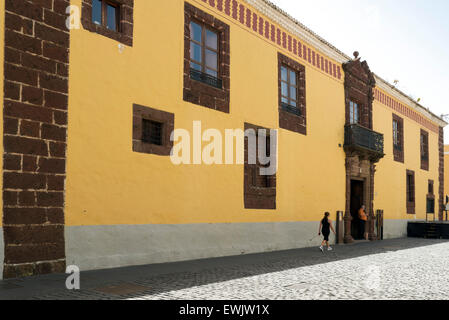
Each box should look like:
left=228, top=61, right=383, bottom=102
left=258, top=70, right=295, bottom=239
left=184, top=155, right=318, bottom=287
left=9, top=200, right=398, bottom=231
left=133, top=104, right=174, bottom=156
left=142, top=119, right=163, bottom=146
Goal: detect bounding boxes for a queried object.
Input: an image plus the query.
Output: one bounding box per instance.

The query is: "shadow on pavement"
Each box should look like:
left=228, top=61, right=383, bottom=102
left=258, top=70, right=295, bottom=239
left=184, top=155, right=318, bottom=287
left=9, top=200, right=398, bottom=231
left=0, top=237, right=447, bottom=300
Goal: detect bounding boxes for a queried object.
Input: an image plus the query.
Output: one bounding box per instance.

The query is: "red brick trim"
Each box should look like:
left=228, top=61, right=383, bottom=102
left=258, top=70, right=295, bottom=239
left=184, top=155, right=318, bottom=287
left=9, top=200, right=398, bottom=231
left=244, top=123, right=276, bottom=210
left=406, top=169, right=416, bottom=214
left=392, top=114, right=404, bottom=163
left=438, top=127, right=444, bottom=220
left=183, top=2, right=230, bottom=113
left=200, top=0, right=342, bottom=81
left=277, top=52, right=306, bottom=135
left=81, top=0, right=134, bottom=46
left=3, top=0, right=69, bottom=278
left=132, top=104, right=174, bottom=156
left=374, top=88, right=439, bottom=134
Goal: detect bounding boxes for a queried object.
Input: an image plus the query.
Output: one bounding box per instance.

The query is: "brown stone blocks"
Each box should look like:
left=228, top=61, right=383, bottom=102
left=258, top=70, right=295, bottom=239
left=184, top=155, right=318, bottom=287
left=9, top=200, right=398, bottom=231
left=3, top=0, right=69, bottom=278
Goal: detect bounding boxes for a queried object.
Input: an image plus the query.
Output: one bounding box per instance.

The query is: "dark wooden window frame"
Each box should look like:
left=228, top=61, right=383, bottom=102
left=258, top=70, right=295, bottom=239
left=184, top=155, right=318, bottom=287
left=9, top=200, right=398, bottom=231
left=92, top=0, right=121, bottom=31
left=183, top=3, right=230, bottom=114
left=420, top=129, right=429, bottom=171
left=280, top=65, right=300, bottom=115
left=392, top=114, right=404, bottom=163
left=133, top=104, right=174, bottom=156
left=278, top=53, right=306, bottom=135
left=244, top=123, right=276, bottom=210
left=189, top=20, right=220, bottom=79
left=406, top=169, right=415, bottom=214
left=81, top=0, right=134, bottom=46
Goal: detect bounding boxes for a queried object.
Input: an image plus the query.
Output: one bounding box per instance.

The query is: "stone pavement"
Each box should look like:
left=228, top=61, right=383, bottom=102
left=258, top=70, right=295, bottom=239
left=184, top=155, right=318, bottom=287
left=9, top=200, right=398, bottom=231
left=1, top=238, right=448, bottom=300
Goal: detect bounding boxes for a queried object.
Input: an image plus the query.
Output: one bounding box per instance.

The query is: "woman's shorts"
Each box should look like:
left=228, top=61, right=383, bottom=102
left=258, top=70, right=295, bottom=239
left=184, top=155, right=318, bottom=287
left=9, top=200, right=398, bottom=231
left=322, top=231, right=330, bottom=241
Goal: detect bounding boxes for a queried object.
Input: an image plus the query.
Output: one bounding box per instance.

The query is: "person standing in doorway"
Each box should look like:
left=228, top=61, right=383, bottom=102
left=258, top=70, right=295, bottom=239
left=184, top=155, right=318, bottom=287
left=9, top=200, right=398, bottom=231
left=318, top=212, right=336, bottom=252
left=358, top=205, right=368, bottom=240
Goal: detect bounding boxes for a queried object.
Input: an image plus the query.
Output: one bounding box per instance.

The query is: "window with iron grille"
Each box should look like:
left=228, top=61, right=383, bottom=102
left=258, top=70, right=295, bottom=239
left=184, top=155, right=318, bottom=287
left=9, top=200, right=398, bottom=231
left=420, top=129, right=429, bottom=170
left=406, top=170, right=415, bottom=214
left=427, top=180, right=435, bottom=214
left=392, top=114, right=404, bottom=162
left=427, top=198, right=435, bottom=214
left=244, top=123, right=276, bottom=210
left=142, top=119, right=163, bottom=146
left=132, top=104, right=174, bottom=156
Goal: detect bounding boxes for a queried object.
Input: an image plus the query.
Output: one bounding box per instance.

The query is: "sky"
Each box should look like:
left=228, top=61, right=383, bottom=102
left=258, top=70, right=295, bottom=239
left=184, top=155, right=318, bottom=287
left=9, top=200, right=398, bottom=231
left=270, top=0, right=449, bottom=142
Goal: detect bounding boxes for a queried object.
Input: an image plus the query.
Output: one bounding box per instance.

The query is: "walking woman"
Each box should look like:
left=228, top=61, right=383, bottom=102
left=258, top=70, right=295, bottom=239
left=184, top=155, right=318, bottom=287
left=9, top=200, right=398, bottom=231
left=318, top=212, right=336, bottom=252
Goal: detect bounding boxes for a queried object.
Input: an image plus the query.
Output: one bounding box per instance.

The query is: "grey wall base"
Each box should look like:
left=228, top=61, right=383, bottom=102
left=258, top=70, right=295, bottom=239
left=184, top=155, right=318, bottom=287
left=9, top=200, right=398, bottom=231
left=65, top=220, right=408, bottom=272
left=383, top=219, right=408, bottom=239
left=0, top=227, right=3, bottom=280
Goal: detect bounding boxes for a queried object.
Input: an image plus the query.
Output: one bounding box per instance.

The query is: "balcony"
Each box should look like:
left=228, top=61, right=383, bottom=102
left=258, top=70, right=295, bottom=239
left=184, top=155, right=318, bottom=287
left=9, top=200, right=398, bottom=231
left=344, top=124, right=385, bottom=162
left=190, top=69, right=223, bottom=89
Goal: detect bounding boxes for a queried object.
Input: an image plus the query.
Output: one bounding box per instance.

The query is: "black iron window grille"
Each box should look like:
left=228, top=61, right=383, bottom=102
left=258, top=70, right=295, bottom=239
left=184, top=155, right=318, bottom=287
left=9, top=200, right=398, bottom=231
left=142, top=119, right=163, bottom=146
left=190, top=69, right=222, bottom=89
left=427, top=198, right=435, bottom=213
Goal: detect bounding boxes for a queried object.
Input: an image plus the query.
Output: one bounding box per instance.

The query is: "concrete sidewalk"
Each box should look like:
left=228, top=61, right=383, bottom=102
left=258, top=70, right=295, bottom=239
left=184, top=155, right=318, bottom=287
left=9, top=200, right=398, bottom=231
left=0, top=237, right=446, bottom=300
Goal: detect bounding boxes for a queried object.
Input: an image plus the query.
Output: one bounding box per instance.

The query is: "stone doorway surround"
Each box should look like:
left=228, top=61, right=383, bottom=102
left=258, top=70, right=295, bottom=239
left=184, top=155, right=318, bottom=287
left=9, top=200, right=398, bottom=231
left=342, top=52, right=384, bottom=244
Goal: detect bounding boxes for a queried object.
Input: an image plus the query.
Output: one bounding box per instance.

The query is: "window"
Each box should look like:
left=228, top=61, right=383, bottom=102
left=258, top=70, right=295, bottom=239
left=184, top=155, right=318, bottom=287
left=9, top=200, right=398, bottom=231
left=183, top=3, right=230, bottom=113
left=251, top=135, right=271, bottom=188
left=420, top=129, right=429, bottom=171
left=393, top=120, right=399, bottom=147
left=244, top=123, right=276, bottom=210
left=280, top=66, right=300, bottom=115
left=392, top=114, right=404, bottom=163
left=406, top=170, right=415, bottom=214
left=427, top=180, right=435, bottom=214
left=142, top=119, right=163, bottom=146
left=81, top=0, right=134, bottom=46
left=133, top=104, right=174, bottom=156
left=92, top=0, right=119, bottom=31
left=427, top=198, right=435, bottom=214
left=189, top=22, right=219, bottom=82
left=349, top=101, right=359, bottom=124
left=278, top=53, right=307, bottom=135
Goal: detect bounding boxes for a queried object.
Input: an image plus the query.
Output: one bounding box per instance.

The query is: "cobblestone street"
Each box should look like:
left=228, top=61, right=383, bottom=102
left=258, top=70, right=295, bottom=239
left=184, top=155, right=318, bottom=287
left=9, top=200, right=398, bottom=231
left=1, top=238, right=448, bottom=300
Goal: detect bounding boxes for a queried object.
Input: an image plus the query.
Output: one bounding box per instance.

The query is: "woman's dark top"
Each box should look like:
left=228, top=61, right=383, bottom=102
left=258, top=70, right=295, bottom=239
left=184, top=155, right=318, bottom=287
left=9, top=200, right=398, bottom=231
left=321, top=218, right=330, bottom=234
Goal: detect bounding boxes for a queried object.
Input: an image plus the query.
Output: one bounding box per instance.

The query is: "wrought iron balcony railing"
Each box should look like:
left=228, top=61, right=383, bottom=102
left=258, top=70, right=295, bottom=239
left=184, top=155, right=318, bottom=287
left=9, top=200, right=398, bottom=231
left=280, top=102, right=302, bottom=117
left=190, top=69, right=223, bottom=89
left=344, top=124, right=385, bottom=161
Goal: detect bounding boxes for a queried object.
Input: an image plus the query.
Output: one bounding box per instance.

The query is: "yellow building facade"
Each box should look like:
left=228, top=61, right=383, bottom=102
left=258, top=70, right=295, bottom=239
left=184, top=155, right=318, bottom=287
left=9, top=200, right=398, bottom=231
left=0, top=0, right=446, bottom=278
